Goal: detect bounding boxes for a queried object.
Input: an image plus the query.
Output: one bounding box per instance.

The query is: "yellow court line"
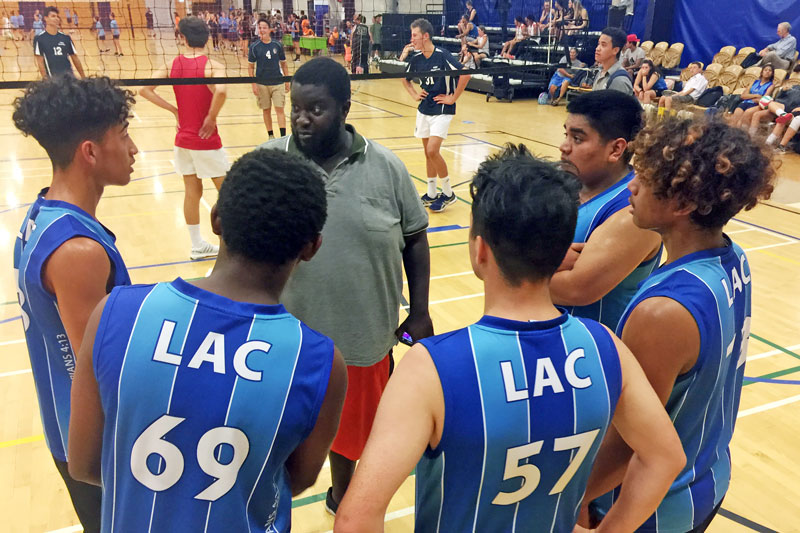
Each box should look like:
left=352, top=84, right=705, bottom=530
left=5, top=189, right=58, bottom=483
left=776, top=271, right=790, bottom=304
left=753, top=248, right=800, bottom=267
left=0, top=433, right=43, bottom=449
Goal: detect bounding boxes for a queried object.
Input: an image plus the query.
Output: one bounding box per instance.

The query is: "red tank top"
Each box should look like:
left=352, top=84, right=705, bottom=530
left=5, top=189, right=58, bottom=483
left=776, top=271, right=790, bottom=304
left=170, top=55, right=223, bottom=150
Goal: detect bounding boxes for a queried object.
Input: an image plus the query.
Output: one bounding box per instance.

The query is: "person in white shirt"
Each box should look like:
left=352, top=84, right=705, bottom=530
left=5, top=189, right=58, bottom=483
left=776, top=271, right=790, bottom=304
left=621, top=34, right=645, bottom=73
left=657, top=62, right=707, bottom=115
left=500, top=16, right=527, bottom=57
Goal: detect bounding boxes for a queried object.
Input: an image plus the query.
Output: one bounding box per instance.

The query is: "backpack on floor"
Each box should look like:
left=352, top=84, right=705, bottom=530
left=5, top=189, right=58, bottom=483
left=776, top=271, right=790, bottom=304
left=487, top=73, right=514, bottom=102
left=538, top=92, right=550, bottom=105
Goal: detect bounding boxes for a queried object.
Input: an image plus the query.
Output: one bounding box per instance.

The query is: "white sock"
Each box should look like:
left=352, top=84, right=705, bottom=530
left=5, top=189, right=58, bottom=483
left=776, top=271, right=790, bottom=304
left=776, top=109, right=787, bottom=117
left=766, top=133, right=777, bottom=145
left=188, top=224, right=204, bottom=248
left=441, top=176, right=453, bottom=196
left=427, top=178, right=437, bottom=197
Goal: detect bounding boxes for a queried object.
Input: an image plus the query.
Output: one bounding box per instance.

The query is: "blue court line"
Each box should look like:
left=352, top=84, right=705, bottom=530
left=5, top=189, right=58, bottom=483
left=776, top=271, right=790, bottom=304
left=427, top=224, right=469, bottom=233
left=128, top=257, right=216, bottom=270
left=743, top=376, right=800, bottom=385
left=0, top=316, right=20, bottom=325
left=730, top=218, right=800, bottom=242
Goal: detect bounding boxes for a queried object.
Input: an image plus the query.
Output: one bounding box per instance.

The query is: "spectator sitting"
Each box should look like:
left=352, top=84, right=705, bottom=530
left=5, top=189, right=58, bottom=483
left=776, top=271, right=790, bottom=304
left=500, top=16, right=528, bottom=58
left=547, top=47, right=586, bottom=105
left=592, top=26, right=633, bottom=94
left=657, top=62, right=708, bottom=115
left=621, top=34, right=645, bottom=73
left=533, top=1, right=552, bottom=37
left=767, top=105, right=800, bottom=153
left=328, top=26, right=340, bottom=54
left=456, top=14, right=477, bottom=42
left=740, top=82, right=800, bottom=135
left=730, top=64, right=775, bottom=126
left=466, top=25, right=490, bottom=66
left=465, top=1, right=478, bottom=29
left=302, top=17, right=315, bottom=36
left=758, top=22, right=796, bottom=70
left=563, top=0, right=589, bottom=35
left=633, top=59, right=667, bottom=104
left=458, top=42, right=476, bottom=69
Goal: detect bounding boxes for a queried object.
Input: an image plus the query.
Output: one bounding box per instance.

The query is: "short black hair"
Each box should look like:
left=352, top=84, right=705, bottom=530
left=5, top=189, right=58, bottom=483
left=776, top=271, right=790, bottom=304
left=179, top=16, right=209, bottom=47
left=292, top=57, right=350, bottom=105
left=43, top=6, right=58, bottom=17
left=13, top=76, right=135, bottom=169
left=470, top=144, right=580, bottom=285
left=411, top=18, right=434, bottom=39
left=566, top=90, right=643, bottom=162
left=515, top=16, right=525, bottom=23
left=217, top=149, right=327, bottom=265
left=601, top=26, right=627, bottom=57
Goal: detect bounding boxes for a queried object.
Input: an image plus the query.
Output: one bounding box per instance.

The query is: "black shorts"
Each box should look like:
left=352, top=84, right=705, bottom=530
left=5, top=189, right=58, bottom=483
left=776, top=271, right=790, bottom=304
left=98, top=35, right=105, bottom=40
left=53, top=458, right=102, bottom=533
left=292, top=35, right=300, bottom=42
left=113, top=34, right=119, bottom=39
left=371, top=43, right=382, bottom=51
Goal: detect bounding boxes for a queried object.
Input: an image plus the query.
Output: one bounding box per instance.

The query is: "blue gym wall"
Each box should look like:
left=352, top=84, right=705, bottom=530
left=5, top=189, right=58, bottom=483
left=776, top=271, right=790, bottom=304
left=672, top=0, right=800, bottom=66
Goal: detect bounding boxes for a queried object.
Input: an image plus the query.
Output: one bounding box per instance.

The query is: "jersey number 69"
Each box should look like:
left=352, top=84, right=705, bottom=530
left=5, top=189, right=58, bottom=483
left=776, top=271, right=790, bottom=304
left=131, top=414, right=249, bottom=501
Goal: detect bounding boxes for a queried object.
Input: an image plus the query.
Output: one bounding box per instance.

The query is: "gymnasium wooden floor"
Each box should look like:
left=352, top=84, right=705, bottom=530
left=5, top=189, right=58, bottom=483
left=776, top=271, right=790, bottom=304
left=1, top=32, right=800, bottom=533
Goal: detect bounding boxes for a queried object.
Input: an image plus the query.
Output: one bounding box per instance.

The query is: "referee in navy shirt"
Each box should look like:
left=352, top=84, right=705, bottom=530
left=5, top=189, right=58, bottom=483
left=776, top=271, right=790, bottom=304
left=34, top=7, right=85, bottom=78
left=248, top=18, right=289, bottom=139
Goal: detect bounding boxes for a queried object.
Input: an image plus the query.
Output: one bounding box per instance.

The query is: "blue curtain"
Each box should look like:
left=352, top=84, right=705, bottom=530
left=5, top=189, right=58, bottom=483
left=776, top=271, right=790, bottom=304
left=672, top=0, right=800, bottom=67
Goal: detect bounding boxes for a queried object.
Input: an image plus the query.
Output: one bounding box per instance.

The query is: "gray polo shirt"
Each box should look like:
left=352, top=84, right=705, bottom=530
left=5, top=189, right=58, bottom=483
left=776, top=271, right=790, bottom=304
left=260, top=126, right=429, bottom=367
left=593, top=60, right=633, bottom=94
left=768, top=34, right=797, bottom=60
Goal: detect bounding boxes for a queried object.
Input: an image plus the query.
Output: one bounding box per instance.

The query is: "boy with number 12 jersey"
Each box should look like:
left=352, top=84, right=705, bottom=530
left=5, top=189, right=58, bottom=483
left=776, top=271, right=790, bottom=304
left=68, top=149, right=347, bottom=532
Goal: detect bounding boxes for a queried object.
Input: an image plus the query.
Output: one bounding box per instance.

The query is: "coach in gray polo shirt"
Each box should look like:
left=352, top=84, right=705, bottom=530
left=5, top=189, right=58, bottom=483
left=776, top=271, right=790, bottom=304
left=260, top=57, right=433, bottom=513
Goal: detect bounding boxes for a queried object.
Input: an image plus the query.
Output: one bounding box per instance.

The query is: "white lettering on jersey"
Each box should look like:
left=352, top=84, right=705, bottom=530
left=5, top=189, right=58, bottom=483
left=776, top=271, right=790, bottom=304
left=152, top=320, right=272, bottom=381
left=501, top=348, right=592, bottom=402
left=721, top=254, right=751, bottom=307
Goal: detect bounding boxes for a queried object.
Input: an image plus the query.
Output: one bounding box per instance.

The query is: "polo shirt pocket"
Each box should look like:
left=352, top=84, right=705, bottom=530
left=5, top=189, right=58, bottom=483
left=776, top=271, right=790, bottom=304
left=360, top=196, right=399, bottom=232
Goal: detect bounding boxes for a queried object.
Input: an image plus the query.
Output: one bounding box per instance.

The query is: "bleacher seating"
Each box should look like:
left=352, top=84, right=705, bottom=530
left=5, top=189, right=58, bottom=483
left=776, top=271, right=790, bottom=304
left=712, top=46, right=737, bottom=67
left=662, top=43, right=684, bottom=69
left=648, top=41, right=669, bottom=67
left=732, top=47, right=756, bottom=65
left=719, top=64, right=743, bottom=94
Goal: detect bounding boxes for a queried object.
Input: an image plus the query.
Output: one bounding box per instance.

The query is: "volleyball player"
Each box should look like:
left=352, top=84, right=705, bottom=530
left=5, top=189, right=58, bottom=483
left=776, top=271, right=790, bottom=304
left=34, top=7, right=85, bottom=78
left=335, top=145, right=684, bottom=533
left=140, top=16, right=229, bottom=260
left=401, top=18, right=470, bottom=213
left=68, top=148, right=347, bottom=532
left=551, top=90, right=662, bottom=330
left=13, top=76, right=137, bottom=533
left=584, top=118, right=775, bottom=532
left=248, top=18, right=289, bottom=139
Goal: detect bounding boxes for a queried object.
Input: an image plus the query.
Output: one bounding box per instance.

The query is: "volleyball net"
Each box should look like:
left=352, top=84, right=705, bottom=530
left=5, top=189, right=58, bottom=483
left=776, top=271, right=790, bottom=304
left=0, top=1, right=603, bottom=92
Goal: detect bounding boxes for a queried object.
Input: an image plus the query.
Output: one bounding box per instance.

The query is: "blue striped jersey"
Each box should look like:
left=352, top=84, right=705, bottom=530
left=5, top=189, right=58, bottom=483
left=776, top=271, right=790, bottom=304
left=596, top=238, right=751, bottom=531
left=13, top=190, right=130, bottom=462
left=93, top=278, right=334, bottom=533
left=567, top=170, right=662, bottom=330
left=415, top=312, right=623, bottom=533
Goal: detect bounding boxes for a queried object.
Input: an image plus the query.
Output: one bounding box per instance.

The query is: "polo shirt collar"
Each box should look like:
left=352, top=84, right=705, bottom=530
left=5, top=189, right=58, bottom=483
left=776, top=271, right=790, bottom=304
left=285, top=124, right=367, bottom=161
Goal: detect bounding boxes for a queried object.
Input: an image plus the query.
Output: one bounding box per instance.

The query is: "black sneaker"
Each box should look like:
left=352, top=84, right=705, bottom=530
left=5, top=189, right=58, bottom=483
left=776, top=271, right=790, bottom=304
left=429, top=192, right=457, bottom=212
left=420, top=193, right=437, bottom=206
left=776, top=144, right=788, bottom=153
left=324, top=487, right=338, bottom=516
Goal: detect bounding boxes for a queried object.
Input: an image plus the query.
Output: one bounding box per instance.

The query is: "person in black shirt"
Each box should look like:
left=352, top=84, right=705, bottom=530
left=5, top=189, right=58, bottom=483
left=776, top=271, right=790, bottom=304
left=401, top=18, right=470, bottom=213
left=34, top=7, right=84, bottom=78
left=248, top=18, right=289, bottom=139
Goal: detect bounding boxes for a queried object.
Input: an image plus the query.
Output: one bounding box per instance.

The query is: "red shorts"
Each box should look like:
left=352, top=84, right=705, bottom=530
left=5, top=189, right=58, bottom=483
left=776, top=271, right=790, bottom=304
left=330, top=353, right=391, bottom=461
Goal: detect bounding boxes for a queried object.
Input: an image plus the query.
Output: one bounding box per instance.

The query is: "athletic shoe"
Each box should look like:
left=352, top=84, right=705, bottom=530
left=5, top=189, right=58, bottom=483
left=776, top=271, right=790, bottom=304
left=190, top=241, right=219, bottom=261
left=429, top=192, right=457, bottom=212
left=420, top=193, right=437, bottom=206
left=324, top=487, right=338, bottom=516
left=775, top=112, right=794, bottom=125
left=775, top=144, right=788, bottom=153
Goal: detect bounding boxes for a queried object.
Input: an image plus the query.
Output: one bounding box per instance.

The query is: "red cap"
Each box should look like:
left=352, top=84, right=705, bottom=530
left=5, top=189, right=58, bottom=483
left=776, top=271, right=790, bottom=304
left=627, top=34, right=639, bottom=42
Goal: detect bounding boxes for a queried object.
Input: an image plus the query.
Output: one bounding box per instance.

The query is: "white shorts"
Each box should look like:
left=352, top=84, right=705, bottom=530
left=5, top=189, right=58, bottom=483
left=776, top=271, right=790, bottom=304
left=173, top=146, right=230, bottom=179
left=414, top=111, right=454, bottom=139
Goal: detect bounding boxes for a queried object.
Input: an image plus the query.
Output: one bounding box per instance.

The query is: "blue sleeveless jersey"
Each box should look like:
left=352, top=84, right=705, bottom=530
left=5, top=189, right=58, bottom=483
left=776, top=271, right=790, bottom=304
left=568, top=171, right=662, bottom=331
left=93, top=278, right=334, bottom=533
left=13, top=190, right=130, bottom=462
left=415, top=312, right=623, bottom=533
left=596, top=238, right=751, bottom=532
